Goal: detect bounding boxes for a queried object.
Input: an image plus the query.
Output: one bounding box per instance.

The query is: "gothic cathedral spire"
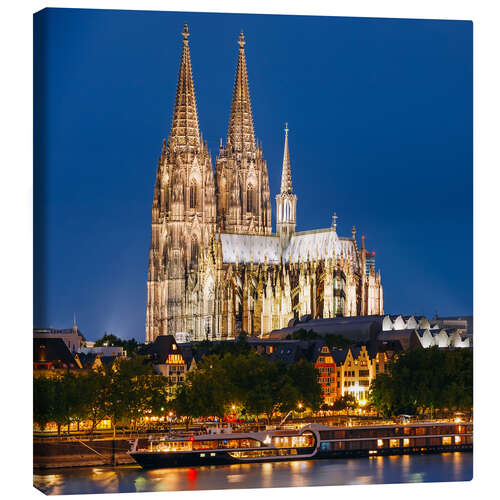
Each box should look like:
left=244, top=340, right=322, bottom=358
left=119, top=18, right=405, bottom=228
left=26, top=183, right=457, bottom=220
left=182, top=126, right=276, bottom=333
left=168, top=24, right=201, bottom=151
left=227, top=32, right=256, bottom=153
left=276, top=123, right=297, bottom=247
left=146, top=25, right=216, bottom=343
left=215, top=31, right=272, bottom=235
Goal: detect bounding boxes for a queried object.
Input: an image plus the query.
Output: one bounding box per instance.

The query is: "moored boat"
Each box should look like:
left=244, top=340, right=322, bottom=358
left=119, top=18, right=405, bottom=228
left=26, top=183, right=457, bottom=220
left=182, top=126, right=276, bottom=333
left=129, top=421, right=472, bottom=469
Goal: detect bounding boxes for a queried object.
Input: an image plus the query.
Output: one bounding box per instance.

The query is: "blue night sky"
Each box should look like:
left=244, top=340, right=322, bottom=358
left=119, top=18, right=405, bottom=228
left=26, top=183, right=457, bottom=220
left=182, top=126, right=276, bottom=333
left=34, top=8, right=472, bottom=342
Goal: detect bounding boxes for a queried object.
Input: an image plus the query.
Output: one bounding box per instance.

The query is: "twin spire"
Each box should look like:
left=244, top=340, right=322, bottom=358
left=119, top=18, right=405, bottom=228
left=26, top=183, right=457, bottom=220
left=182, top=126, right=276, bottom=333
left=169, top=27, right=258, bottom=155
left=227, top=32, right=256, bottom=152
left=169, top=24, right=200, bottom=150
left=168, top=26, right=293, bottom=196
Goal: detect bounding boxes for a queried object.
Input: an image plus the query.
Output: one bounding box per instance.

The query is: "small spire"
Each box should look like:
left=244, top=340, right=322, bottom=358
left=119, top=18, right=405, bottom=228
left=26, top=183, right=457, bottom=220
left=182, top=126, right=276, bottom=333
left=280, top=122, right=293, bottom=194
left=332, top=212, right=338, bottom=232
left=352, top=225, right=356, bottom=239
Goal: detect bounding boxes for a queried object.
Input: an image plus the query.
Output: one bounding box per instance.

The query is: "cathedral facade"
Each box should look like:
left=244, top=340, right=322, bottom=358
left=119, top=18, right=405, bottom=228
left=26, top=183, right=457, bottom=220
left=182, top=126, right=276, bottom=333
left=145, top=26, right=383, bottom=344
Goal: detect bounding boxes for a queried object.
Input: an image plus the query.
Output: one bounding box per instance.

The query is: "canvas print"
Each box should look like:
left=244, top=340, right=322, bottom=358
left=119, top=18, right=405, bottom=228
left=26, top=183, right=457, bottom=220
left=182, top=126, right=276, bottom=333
left=33, top=8, right=473, bottom=495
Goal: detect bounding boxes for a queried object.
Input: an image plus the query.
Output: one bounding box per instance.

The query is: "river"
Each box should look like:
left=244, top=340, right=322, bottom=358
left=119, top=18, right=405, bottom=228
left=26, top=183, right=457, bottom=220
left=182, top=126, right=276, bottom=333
left=34, top=452, right=472, bottom=495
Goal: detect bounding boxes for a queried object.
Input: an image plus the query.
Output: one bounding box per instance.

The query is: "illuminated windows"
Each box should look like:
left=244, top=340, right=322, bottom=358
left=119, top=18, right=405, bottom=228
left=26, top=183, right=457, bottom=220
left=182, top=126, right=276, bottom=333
left=189, top=182, right=198, bottom=209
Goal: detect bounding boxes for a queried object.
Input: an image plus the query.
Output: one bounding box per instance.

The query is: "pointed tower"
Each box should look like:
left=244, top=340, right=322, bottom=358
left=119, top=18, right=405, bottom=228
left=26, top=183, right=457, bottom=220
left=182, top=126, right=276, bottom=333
left=276, top=123, right=297, bottom=247
left=146, top=25, right=216, bottom=343
left=215, top=32, right=272, bottom=235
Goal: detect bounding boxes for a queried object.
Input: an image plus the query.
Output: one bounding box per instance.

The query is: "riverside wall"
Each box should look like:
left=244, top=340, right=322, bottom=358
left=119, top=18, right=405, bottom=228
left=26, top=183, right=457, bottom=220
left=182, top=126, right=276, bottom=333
left=34, top=438, right=136, bottom=469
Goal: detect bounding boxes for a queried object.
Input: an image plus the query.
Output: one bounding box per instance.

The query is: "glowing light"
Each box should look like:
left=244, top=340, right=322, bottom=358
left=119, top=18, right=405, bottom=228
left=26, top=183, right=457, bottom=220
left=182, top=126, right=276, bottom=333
left=297, top=403, right=303, bottom=409
left=359, top=399, right=367, bottom=406
left=263, top=435, right=272, bottom=444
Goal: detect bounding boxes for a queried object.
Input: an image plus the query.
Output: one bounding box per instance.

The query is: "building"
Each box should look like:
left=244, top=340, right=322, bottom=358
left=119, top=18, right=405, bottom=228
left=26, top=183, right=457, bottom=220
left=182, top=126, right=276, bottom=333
left=307, top=342, right=338, bottom=405
left=331, top=345, right=388, bottom=404
left=33, top=322, right=85, bottom=353
left=142, top=335, right=188, bottom=390
left=146, top=26, right=383, bottom=343
left=33, top=338, right=82, bottom=375
left=78, top=346, right=126, bottom=357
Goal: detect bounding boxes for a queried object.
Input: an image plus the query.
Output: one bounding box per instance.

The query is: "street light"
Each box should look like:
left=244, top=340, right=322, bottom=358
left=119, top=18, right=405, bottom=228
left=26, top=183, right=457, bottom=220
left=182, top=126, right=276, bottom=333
left=168, top=411, right=174, bottom=435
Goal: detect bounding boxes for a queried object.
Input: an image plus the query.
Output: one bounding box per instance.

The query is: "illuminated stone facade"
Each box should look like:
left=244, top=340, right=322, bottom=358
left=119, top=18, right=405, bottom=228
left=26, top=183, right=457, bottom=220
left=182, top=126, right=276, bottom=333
left=146, top=26, right=383, bottom=343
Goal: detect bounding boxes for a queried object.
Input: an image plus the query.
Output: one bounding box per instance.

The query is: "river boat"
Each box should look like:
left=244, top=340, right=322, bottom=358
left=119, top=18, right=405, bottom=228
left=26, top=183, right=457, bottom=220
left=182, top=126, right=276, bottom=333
left=128, top=421, right=472, bottom=469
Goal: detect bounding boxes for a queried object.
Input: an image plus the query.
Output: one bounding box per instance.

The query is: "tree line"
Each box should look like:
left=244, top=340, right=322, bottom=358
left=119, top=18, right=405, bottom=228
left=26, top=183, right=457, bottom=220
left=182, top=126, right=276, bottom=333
left=173, top=350, right=322, bottom=425
left=33, top=357, right=169, bottom=437
left=34, top=350, right=323, bottom=435
left=369, top=347, right=473, bottom=417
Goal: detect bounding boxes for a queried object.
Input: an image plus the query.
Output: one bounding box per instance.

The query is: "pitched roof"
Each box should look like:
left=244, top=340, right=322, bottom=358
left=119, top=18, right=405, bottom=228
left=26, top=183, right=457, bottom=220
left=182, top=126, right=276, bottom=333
left=33, top=338, right=80, bottom=369
left=76, top=352, right=100, bottom=369
left=142, top=335, right=179, bottom=363
left=267, top=343, right=308, bottom=364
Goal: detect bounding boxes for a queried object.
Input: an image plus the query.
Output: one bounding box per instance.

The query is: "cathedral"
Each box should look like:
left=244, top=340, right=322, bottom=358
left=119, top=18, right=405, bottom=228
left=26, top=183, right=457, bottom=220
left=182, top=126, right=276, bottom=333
left=145, top=26, right=383, bottom=343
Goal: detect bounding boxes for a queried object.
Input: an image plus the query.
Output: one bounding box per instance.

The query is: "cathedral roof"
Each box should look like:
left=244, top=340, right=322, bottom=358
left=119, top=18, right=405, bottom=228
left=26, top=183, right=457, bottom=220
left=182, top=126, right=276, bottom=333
left=220, top=228, right=360, bottom=267
left=220, top=233, right=281, bottom=264
left=168, top=25, right=201, bottom=150
left=284, top=229, right=356, bottom=264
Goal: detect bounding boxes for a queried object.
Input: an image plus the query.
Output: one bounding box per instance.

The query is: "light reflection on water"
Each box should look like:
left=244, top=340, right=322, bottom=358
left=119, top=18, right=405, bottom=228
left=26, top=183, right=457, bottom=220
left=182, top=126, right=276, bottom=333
left=34, top=452, right=472, bottom=496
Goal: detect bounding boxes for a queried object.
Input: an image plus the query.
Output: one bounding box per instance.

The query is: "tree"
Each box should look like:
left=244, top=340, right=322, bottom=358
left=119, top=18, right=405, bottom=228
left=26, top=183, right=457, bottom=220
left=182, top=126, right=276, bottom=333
left=369, top=347, right=473, bottom=417
left=332, top=394, right=358, bottom=412
left=172, top=351, right=324, bottom=424
left=287, top=360, right=322, bottom=412
left=94, top=333, right=139, bottom=356
left=101, top=356, right=154, bottom=438
left=33, top=376, right=56, bottom=431
left=79, top=370, right=108, bottom=434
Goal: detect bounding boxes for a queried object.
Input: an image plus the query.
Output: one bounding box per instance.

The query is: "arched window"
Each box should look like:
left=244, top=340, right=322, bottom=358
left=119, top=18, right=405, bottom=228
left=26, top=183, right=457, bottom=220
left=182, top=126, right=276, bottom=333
left=189, top=182, right=198, bottom=209
left=191, top=237, right=199, bottom=266
left=247, top=185, right=254, bottom=213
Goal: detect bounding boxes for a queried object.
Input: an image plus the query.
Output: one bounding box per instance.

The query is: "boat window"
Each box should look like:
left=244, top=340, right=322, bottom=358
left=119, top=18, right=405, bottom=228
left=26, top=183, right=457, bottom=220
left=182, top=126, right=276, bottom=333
left=151, top=441, right=192, bottom=452
left=193, top=440, right=219, bottom=451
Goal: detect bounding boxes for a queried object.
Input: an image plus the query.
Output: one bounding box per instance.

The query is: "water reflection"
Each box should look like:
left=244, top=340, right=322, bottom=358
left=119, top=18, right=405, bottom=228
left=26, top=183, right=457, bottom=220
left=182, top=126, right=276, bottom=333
left=34, top=452, right=472, bottom=496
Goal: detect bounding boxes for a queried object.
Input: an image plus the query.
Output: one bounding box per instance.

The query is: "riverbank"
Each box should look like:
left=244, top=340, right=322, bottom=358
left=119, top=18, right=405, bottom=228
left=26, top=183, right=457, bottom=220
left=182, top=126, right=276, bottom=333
left=34, top=437, right=135, bottom=469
